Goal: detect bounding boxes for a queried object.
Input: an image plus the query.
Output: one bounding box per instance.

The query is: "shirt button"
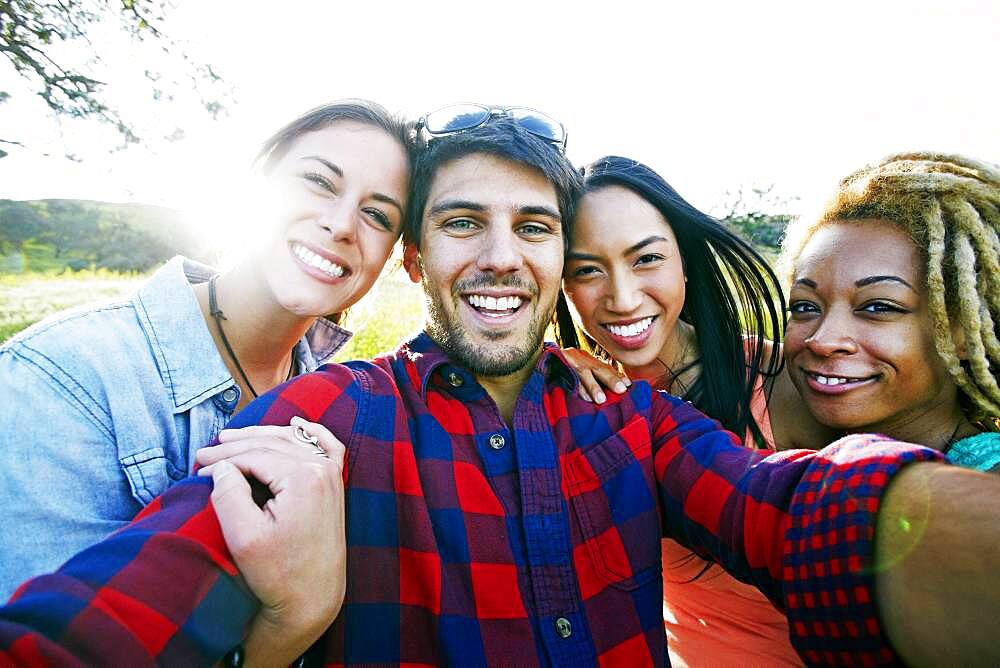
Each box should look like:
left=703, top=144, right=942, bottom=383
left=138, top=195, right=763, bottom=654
left=447, top=371, right=464, bottom=387
left=222, top=388, right=239, bottom=403
left=555, top=617, right=572, bottom=639
left=489, top=434, right=505, bottom=450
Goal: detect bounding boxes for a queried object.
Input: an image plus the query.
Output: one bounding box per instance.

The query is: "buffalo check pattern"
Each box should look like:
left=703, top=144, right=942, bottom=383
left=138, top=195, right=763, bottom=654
left=0, top=332, right=942, bottom=666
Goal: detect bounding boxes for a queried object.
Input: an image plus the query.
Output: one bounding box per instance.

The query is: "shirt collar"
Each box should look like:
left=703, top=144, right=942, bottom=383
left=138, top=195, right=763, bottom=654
left=541, top=344, right=582, bottom=391
left=136, top=256, right=353, bottom=411
left=297, top=317, right=352, bottom=370
left=136, top=256, right=232, bottom=411
left=401, top=331, right=580, bottom=399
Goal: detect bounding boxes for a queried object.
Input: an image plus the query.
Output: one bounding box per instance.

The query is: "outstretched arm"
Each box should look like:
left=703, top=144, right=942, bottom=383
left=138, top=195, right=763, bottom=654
left=647, top=390, right=987, bottom=664
left=875, top=462, right=1000, bottom=665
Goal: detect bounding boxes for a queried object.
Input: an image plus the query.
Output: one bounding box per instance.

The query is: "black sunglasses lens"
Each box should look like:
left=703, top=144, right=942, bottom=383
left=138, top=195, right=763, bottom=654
left=423, top=104, right=491, bottom=134
left=507, top=108, right=564, bottom=143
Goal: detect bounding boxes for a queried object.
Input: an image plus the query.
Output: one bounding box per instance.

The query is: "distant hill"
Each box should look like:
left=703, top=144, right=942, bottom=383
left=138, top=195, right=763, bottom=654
left=0, top=197, right=789, bottom=275
left=0, top=199, right=210, bottom=273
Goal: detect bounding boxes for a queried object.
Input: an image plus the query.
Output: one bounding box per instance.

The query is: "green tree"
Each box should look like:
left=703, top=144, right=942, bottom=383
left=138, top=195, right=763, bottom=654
left=96, top=212, right=170, bottom=271
left=0, top=199, right=47, bottom=254
left=718, top=185, right=796, bottom=255
left=0, top=0, right=228, bottom=158
left=43, top=200, right=101, bottom=262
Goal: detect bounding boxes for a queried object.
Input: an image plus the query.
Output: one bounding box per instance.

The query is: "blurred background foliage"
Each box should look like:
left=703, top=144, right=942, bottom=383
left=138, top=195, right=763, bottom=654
left=0, top=199, right=209, bottom=272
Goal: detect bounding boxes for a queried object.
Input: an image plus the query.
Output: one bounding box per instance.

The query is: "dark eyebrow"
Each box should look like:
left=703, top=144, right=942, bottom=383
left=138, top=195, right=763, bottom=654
left=567, top=234, right=667, bottom=263
left=518, top=204, right=561, bottom=221
left=305, top=156, right=402, bottom=214
left=427, top=199, right=487, bottom=218
left=303, top=156, right=343, bottom=177
left=792, top=276, right=917, bottom=291
left=856, top=275, right=916, bottom=291
left=626, top=235, right=668, bottom=255
left=566, top=250, right=601, bottom=262
left=372, top=192, right=404, bottom=215
left=427, top=201, right=561, bottom=221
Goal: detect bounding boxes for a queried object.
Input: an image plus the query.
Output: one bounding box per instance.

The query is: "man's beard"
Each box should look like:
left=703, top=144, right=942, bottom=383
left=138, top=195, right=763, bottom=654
left=422, top=273, right=550, bottom=378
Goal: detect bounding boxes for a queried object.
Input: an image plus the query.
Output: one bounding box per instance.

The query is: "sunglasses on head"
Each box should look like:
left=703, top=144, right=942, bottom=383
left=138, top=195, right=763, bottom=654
left=417, top=103, right=568, bottom=152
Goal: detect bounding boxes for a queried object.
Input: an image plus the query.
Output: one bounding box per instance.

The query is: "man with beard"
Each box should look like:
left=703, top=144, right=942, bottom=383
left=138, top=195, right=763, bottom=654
left=2, top=108, right=999, bottom=667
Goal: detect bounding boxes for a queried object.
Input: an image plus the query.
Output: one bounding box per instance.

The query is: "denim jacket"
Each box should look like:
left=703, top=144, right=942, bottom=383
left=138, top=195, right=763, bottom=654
left=0, top=256, right=350, bottom=599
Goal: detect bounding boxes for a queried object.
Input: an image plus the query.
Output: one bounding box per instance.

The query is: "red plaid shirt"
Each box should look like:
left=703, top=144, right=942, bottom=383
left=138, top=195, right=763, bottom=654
left=1, top=333, right=942, bottom=666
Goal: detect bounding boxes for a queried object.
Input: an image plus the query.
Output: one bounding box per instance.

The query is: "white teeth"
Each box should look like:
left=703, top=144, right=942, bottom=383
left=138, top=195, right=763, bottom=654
left=815, top=374, right=856, bottom=386
left=467, top=294, right=523, bottom=313
left=607, top=317, right=653, bottom=338
left=293, top=244, right=344, bottom=278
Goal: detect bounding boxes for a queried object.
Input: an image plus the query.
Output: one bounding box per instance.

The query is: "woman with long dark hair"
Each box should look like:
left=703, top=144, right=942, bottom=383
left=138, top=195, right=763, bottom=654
left=558, top=155, right=830, bottom=665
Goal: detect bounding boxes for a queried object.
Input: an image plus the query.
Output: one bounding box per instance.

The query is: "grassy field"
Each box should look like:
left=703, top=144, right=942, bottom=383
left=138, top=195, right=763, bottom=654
left=332, top=272, right=425, bottom=361
left=0, top=270, right=145, bottom=343
left=0, top=265, right=426, bottom=359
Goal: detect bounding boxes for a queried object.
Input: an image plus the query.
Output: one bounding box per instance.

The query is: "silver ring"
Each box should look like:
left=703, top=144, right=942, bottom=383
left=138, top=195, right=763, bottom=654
left=293, top=424, right=327, bottom=457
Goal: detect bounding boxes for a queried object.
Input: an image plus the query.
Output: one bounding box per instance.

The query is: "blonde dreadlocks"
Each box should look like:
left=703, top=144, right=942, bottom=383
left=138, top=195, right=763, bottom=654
left=779, top=152, right=1000, bottom=428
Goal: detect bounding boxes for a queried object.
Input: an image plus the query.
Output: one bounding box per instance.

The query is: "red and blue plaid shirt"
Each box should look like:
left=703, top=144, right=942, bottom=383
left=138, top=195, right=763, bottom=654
left=1, top=332, right=942, bottom=666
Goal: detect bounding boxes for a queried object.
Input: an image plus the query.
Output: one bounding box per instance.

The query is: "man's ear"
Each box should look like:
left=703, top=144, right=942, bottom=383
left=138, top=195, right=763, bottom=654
left=403, top=244, right=422, bottom=284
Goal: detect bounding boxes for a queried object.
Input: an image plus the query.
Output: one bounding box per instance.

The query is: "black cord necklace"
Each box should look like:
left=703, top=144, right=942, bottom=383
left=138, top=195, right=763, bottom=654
left=941, top=421, right=965, bottom=455
left=208, top=274, right=294, bottom=399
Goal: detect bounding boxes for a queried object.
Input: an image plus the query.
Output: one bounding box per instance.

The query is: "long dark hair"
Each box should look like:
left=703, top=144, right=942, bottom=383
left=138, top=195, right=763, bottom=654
left=556, top=156, right=785, bottom=446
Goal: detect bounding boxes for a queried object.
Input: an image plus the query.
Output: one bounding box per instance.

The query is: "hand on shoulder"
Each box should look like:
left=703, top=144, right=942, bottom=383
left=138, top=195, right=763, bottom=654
left=560, top=347, right=631, bottom=403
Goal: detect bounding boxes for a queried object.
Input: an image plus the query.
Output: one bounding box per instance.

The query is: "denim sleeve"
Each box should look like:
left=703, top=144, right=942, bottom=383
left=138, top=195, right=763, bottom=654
left=0, top=365, right=367, bottom=663
left=0, top=350, right=141, bottom=601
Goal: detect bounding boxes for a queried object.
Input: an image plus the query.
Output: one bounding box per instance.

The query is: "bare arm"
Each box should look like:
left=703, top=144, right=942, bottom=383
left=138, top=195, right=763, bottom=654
left=875, top=462, right=1000, bottom=664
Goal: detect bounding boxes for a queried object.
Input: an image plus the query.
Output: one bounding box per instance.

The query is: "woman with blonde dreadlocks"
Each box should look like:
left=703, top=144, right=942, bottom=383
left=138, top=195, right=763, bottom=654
left=779, top=152, right=1000, bottom=471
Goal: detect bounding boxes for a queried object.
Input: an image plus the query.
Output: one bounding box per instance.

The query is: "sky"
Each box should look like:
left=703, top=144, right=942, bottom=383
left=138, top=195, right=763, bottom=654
left=1, top=0, right=997, bottom=249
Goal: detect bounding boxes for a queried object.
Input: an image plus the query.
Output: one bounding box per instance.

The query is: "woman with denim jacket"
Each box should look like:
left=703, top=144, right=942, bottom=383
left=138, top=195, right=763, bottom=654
left=0, top=100, right=413, bottom=604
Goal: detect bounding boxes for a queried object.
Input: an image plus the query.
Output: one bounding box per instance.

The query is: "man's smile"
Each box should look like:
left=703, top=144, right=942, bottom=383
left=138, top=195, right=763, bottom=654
left=462, top=289, right=530, bottom=327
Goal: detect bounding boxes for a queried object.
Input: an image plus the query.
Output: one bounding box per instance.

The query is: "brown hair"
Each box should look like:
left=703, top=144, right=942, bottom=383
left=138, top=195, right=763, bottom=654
left=256, top=99, right=416, bottom=326
left=256, top=98, right=414, bottom=173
